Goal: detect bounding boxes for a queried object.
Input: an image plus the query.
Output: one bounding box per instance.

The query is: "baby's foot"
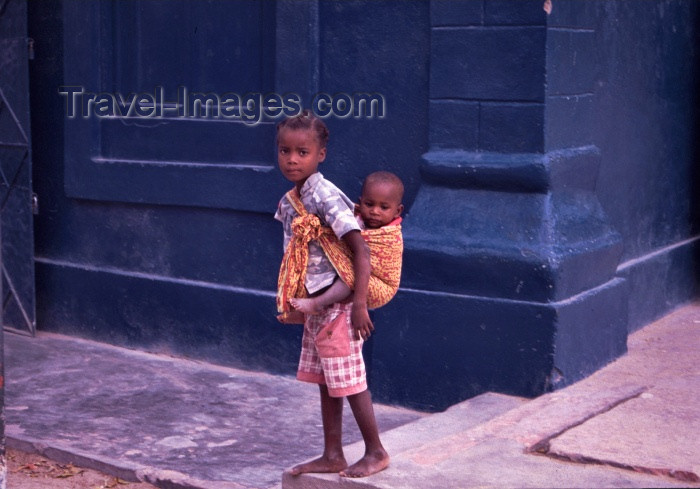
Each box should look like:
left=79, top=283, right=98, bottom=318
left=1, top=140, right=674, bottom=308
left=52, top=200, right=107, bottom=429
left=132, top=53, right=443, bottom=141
left=339, top=449, right=390, bottom=478
left=277, top=311, right=305, bottom=324
left=289, top=297, right=323, bottom=315
left=288, top=455, right=348, bottom=476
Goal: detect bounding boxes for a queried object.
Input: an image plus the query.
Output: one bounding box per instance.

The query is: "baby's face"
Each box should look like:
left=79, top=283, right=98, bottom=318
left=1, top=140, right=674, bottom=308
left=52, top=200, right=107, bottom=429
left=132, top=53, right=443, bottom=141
left=358, top=182, right=404, bottom=229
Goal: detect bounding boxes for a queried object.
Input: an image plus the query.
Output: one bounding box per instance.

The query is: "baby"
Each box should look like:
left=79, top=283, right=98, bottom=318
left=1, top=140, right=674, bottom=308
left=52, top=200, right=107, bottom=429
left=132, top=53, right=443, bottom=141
left=290, top=171, right=404, bottom=315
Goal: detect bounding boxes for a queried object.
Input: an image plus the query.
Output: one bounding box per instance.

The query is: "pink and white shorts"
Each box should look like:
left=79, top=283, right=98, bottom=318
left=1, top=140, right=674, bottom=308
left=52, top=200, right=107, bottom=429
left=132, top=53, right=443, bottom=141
left=296, top=302, right=367, bottom=397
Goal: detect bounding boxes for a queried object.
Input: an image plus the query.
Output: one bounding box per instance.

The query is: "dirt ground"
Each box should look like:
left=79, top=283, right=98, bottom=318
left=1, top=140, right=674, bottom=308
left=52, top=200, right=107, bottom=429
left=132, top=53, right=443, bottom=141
left=5, top=448, right=158, bottom=489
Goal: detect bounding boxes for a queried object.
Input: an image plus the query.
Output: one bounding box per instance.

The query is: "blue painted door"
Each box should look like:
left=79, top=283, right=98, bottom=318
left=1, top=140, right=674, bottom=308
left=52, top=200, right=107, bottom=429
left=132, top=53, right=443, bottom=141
left=0, top=0, right=35, bottom=335
left=62, top=1, right=289, bottom=214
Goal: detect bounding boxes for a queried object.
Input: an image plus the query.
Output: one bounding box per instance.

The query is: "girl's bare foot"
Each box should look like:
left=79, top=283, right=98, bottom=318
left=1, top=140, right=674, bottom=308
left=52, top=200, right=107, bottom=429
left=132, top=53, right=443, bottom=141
left=289, top=297, right=323, bottom=315
left=277, top=310, right=305, bottom=324
left=288, top=454, right=348, bottom=476
left=339, top=449, right=390, bottom=478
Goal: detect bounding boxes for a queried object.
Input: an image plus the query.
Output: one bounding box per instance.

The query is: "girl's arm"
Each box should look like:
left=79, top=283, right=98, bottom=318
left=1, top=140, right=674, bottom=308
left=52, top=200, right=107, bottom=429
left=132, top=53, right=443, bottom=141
left=342, top=229, right=374, bottom=339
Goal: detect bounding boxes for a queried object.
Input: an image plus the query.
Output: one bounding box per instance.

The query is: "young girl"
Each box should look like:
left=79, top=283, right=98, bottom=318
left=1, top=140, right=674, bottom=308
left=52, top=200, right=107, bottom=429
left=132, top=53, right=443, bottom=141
left=274, top=110, right=390, bottom=478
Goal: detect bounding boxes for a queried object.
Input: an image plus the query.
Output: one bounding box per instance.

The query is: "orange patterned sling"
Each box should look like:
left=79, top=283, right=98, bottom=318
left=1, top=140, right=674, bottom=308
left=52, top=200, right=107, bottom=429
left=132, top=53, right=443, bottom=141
left=276, top=188, right=403, bottom=321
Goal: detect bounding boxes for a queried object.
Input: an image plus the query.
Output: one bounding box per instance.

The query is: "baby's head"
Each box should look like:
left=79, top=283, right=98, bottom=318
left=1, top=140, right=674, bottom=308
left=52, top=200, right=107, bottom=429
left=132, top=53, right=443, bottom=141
left=358, top=171, right=404, bottom=229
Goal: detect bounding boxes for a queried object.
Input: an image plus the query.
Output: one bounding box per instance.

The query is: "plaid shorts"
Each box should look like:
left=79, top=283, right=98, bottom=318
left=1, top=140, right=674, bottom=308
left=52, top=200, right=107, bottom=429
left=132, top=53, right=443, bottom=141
left=296, top=302, right=367, bottom=398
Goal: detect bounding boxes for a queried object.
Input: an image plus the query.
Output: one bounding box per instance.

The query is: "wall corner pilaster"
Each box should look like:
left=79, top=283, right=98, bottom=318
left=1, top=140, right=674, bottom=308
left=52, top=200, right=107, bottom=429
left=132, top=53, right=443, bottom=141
left=371, top=0, right=628, bottom=410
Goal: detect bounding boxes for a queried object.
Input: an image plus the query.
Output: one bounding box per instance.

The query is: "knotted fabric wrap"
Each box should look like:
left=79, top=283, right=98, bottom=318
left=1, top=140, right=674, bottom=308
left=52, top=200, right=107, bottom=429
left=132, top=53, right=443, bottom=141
left=277, top=188, right=403, bottom=320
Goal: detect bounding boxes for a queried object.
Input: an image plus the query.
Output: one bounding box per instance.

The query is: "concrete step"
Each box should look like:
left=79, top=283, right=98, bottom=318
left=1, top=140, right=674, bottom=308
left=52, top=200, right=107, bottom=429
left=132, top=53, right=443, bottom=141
left=282, top=381, right=692, bottom=489
left=366, top=392, right=529, bottom=456
left=282, top=392, right=528, bottom=489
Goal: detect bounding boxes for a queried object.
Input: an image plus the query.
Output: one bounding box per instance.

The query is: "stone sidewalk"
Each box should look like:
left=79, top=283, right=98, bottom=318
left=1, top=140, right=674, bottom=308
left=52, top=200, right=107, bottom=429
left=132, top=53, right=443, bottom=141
left=4, top=302, right=700, bottom=489
left=3, top=331, right=423, bottom=489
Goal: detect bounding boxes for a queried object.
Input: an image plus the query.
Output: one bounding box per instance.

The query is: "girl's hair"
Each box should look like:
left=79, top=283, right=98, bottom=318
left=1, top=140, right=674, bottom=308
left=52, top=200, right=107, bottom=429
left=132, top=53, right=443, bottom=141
left=276, top=109, right=330, bottom=148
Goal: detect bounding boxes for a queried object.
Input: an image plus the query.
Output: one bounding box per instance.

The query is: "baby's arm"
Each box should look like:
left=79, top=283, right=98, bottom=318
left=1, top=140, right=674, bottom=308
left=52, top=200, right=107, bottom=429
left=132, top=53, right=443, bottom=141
left=343, top=229, right=373, bottom=339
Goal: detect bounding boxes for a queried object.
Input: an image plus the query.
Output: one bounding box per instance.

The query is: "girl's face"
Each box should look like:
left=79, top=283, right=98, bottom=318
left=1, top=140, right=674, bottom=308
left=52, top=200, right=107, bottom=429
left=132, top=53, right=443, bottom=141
left=277, top=128, right=326, bottom=189
left=358, top=182, right=404, bottom=229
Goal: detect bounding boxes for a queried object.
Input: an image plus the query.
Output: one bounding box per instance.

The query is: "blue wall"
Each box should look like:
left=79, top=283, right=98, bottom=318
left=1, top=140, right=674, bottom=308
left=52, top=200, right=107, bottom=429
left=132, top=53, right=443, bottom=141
left=29, top=0, right=429, bottom=372
left=591, top=1, right=700, bottom=330
left=28, top=1, right=698, bottom=411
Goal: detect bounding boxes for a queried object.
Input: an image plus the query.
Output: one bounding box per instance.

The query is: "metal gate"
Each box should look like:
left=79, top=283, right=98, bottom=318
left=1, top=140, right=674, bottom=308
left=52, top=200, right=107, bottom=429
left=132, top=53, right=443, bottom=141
left=0, top=0, right=35, bottom=336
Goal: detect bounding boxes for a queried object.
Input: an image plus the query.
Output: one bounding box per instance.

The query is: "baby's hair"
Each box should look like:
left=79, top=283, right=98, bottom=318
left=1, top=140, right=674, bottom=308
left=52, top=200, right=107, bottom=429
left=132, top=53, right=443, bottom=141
left=362, top=171, right=404, bottom=201
left=276, top=109, right=330, bottom=148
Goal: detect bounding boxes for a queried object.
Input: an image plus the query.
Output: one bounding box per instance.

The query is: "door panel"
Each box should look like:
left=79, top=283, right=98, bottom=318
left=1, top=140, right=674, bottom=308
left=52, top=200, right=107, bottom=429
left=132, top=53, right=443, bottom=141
left=62, top=1, right=291, bottom=214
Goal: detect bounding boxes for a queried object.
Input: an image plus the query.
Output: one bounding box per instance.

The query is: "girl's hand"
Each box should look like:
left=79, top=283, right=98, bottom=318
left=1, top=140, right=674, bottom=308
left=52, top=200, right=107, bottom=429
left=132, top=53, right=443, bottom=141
left=351, top=303, right=374, bottom=340
left=342, top=229, right=372, bottom=339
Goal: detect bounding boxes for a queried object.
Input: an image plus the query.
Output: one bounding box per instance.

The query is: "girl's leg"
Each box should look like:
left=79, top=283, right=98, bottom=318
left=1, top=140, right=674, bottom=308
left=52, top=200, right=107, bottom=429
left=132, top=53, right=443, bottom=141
left=290, top=279, right=352, bottom=315
left=341, top=389, right=390, bottom=478
left=289, top=384, right=348, bottom=475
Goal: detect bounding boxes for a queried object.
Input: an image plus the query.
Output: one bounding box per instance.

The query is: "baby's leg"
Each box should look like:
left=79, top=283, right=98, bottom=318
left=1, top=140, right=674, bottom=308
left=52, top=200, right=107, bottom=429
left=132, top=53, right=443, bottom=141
left=290, top=279, right=352, bottom=315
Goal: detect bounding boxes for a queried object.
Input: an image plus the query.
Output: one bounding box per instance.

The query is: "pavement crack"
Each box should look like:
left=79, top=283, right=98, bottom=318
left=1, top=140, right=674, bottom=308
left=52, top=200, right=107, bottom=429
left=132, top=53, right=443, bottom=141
left=527, top=387, right=647, bottom=455
left=525, top=387, right=700, bottom=483
left=540, top=450, right=700, bottom=483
